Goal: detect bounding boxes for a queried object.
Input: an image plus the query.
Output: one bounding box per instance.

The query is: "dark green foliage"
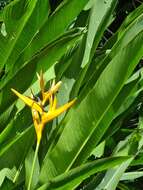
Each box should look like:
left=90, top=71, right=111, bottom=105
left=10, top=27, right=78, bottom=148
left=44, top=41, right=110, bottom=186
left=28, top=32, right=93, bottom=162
left=1, top=0, right=143, bottom=189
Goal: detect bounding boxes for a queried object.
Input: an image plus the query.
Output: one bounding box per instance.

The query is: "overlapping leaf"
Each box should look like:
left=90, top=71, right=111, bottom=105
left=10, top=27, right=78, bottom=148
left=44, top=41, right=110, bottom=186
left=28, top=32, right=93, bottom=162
left=0, top=0, right=49, bottom=71
left=40, top=28, right=143, bottom=183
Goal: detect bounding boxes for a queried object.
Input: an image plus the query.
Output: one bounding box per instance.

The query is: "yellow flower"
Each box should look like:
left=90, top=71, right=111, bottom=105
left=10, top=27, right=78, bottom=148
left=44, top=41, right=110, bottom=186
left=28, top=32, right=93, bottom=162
left=11, top=72, right=76, bottom=144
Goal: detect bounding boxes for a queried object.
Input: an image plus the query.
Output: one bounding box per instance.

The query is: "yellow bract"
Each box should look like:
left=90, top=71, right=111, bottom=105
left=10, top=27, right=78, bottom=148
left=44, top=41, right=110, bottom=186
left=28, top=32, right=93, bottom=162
left=11, top=88, right=43, bottom=114
left=11, top=72, right=76, bottom=144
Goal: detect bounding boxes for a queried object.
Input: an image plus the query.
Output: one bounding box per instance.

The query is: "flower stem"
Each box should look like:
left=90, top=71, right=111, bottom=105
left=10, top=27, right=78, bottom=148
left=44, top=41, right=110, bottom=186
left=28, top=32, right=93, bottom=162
left=27, top=141, right=40, bottom=190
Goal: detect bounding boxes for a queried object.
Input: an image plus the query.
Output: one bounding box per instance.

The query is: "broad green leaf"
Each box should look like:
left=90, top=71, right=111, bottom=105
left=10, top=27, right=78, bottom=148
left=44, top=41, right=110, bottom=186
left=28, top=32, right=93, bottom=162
left=0, top=107, right=32, bottom=146
left=81, top=13, right=143, bottom=98
left=70, top=0, right=116, bottom=97
left=4, top=0, right=49, bottom=34
left=38, top=157, right=130, bottom=190
left=40, top=28, right=143, bottom=182
left=5, top=0, right=89, bottom=82
left=80, top=52, right=140, bottom=105
left=0, top=126, right=34, bottom=170
left=0, top=28, right=83, bottom=114
left=0, top=0, right=49, bottom=71
left=72, top=77, right=141, bottom=166
left=28, top=0, right=89, bottom=55
left=81, top=0, right=117, bottom=67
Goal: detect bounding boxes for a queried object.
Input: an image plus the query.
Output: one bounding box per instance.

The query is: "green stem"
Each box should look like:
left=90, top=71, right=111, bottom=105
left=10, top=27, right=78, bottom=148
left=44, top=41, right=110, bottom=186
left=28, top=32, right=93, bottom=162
left=27, top=141, right=40, bottom=190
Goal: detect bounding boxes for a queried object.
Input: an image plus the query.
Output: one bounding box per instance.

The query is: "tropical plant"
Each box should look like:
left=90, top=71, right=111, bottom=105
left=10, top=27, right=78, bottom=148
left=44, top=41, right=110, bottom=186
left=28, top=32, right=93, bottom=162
left=1, top=0, right=143, bottom=189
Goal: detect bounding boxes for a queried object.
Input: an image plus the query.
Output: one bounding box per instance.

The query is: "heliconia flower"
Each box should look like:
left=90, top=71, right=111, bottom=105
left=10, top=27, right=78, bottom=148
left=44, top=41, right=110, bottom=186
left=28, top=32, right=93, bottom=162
left=11, top=73, right=76, bottom=144
left=30, top=96, right=76, bottom=143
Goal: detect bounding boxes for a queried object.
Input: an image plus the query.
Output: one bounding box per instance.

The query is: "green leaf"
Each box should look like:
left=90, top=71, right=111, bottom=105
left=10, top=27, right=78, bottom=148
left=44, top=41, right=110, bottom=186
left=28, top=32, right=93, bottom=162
left=46, top=77, right=76, bottom=153
left=38, top=157, right=130, bottom=190
left=81, top=0, right=117, bottom=67
left=95, top=127, right=143, bottom=190
left=95, top=159, right=133, bottom=190
left=0, top=28, right=83, bottom=115
left=0, top=120, right=15, bottom=146
left=95, top=137, right=133, bottom=190
left=0, top=167, right=17, bottom=187
left=121, top=171, right=143, bottom=181
left=103, top=2, right=143, bottom=50
left=0, top=0, right=49, bottom=71
left=118, top=3, right=143, bottom=39
left=91, top=141, right=105, bottom=158
left=25, top=148, right=40, bottom=190
left=29, top=0, right=89, bottom=55
left=0, top=104, right=15, bottom=131
left=70, top=0, right=116, bottom=97
left=0, top=106, right=32, bottom=146
left=0, top=126, right=34, bottom=170
left=40, top=26, right=143, bottom=182
left=82, top=12, right=143, bottom=98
